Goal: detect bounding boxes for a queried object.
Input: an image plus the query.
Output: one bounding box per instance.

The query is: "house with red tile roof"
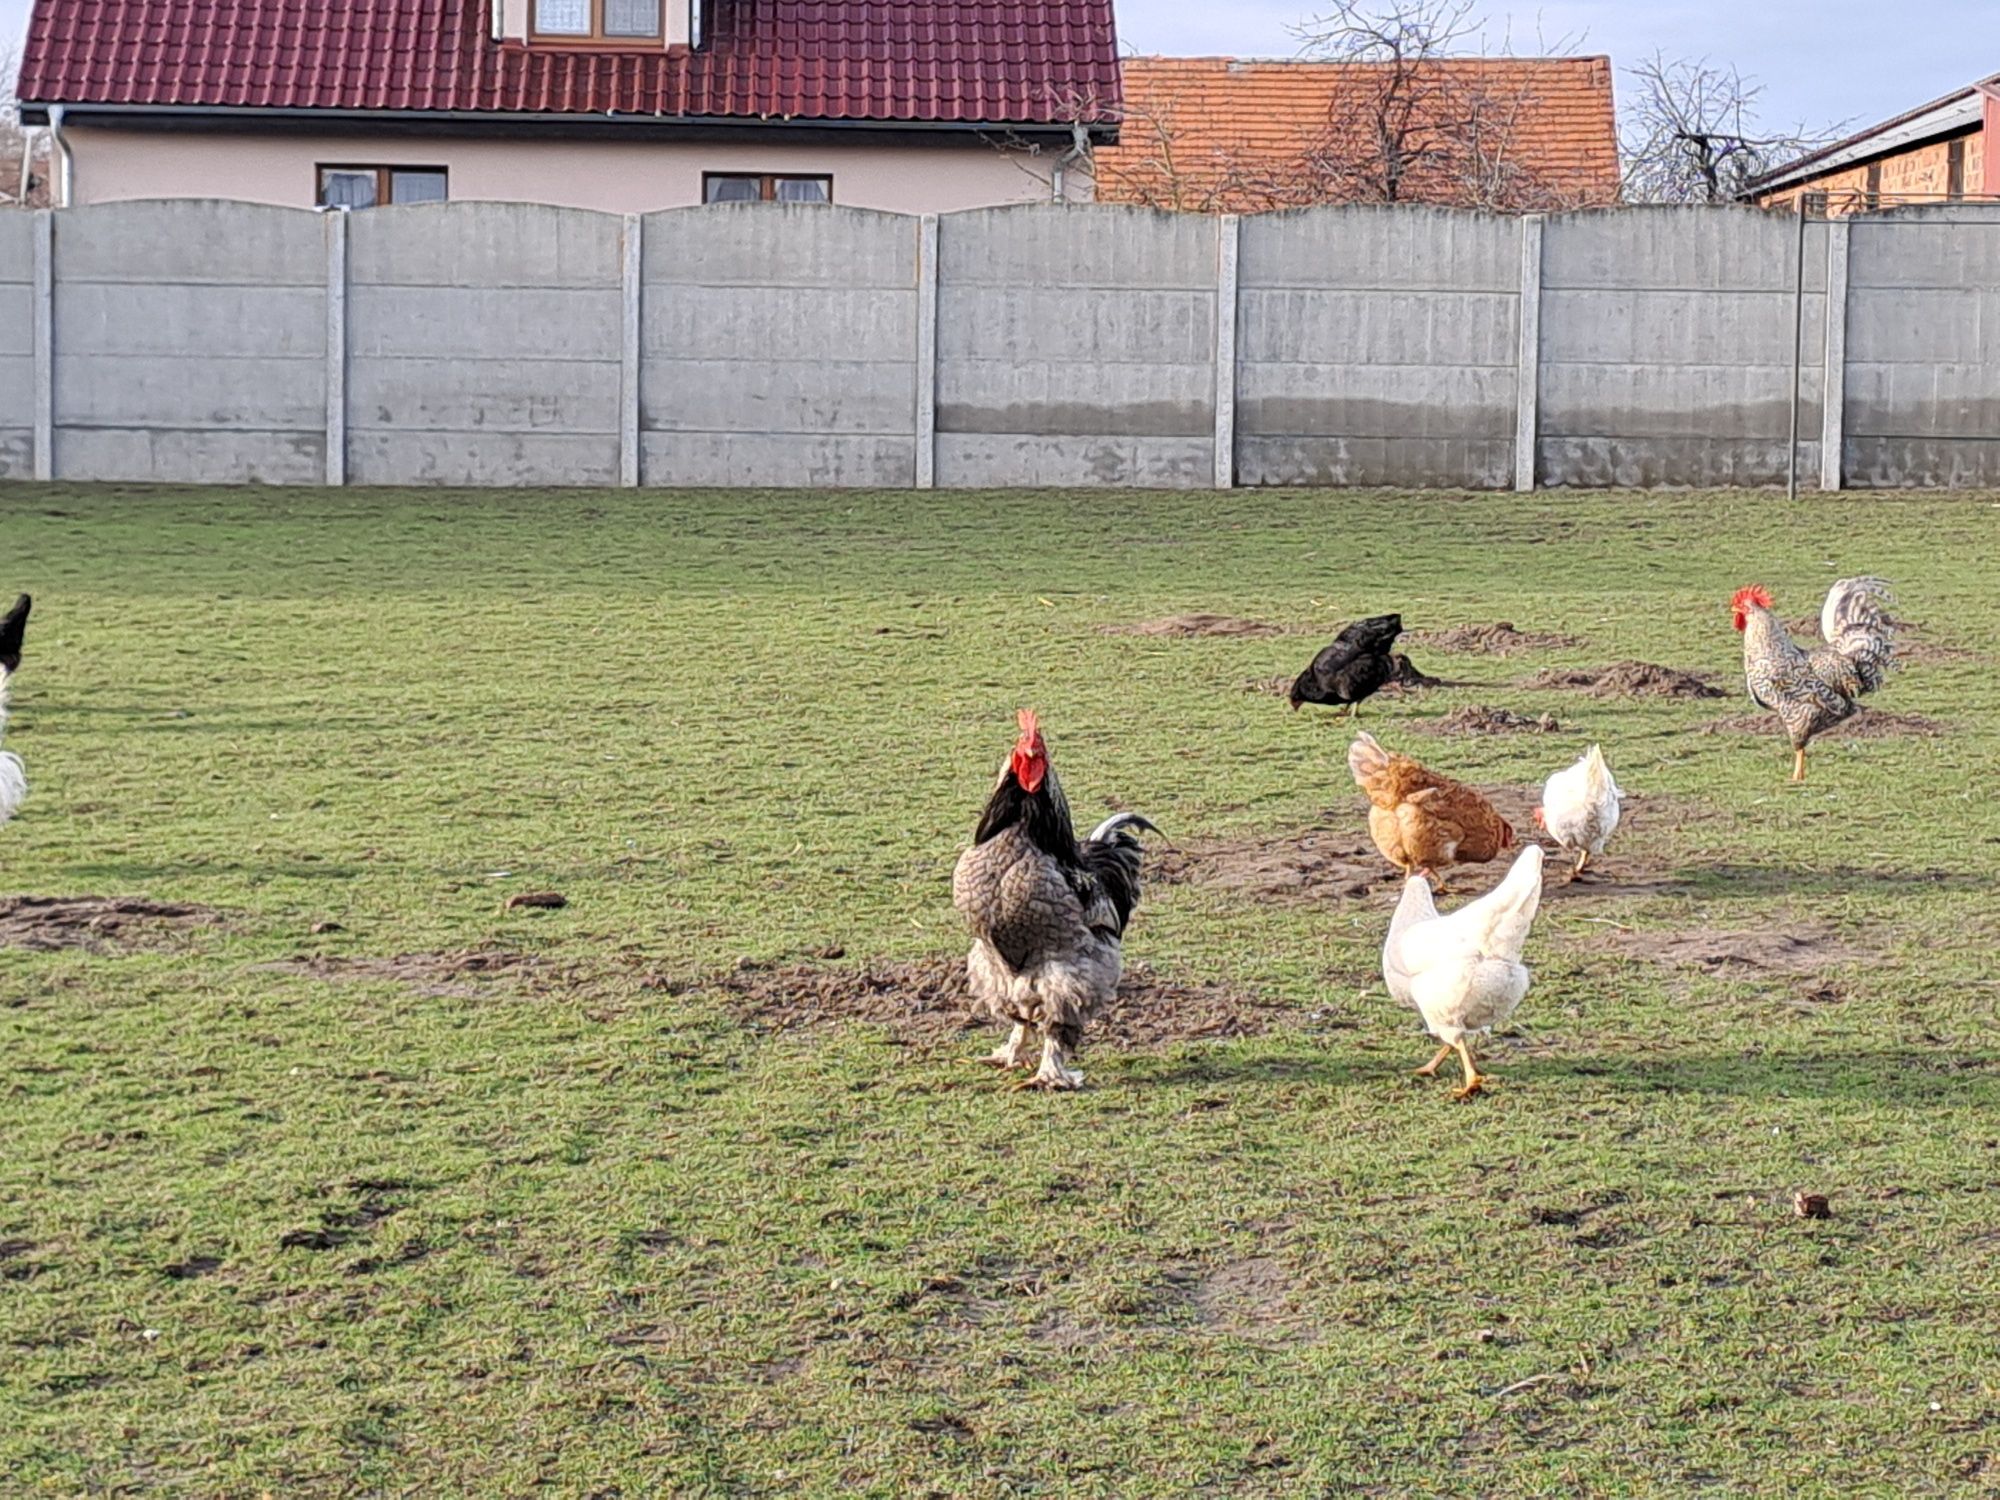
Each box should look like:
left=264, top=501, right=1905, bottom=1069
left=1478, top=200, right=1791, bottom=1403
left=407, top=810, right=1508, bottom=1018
left=1096, top=56, right=1620, bottom=212
left=13, top=0, right=1122, bottom=213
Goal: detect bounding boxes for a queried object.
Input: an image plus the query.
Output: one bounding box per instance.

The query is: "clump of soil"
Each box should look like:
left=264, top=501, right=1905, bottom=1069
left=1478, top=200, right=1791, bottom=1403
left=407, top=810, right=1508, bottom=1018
left=0, top=896, right=224, bottom=953
left=1594, top=924, right=1862, bottom=975
left=1103, top=613, right=1289, bottom=639
left=1433, top=706, right=1561, bottom=736
left=1383, top=653, right=1447, bottom=690
left=1700, top=710, right=1949, bottom=739
left=712, top=955, right=1292, bottom=1052
left=1154, top=826, right=1392, bottom=904
left=1524, top=662, right=1725, bottom=699
left=1408, top=622, right=1580, bottom=656
left=260, top=948, right=554, bottom=1000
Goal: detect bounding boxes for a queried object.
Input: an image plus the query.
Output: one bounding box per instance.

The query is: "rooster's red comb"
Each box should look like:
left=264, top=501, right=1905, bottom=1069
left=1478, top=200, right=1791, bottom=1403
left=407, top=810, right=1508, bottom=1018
left=1015, top=708, right=1041, bottom=742
left=1732, top=585, right=1774, bottom=613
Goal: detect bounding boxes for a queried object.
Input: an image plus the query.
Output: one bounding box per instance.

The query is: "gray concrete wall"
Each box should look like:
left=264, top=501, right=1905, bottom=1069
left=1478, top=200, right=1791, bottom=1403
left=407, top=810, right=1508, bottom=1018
left=1843, top=206, right=2000, bottom=488
left=1538, top=207, right=1828, bottom=488
left=0, top=215, right=31, bottom=479
left=935, top=206, right=1219, bottom=488
left=1236, top=206, right=1521, bottom=488
left=346, top=203, right=623, bottom=487
left=639, top=205, right=919, bottom=488
left=49, top=201, right=327, bottom=484
left=2, top=199, right=1996, bottom=493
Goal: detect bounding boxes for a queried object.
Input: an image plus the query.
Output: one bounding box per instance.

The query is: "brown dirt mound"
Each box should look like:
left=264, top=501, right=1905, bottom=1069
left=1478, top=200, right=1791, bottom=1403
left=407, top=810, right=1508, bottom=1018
left=1103, top=613, right=1288, bottom=639
left=1524, top=662, right=1724, bottom=699
left=1433, top=706, right=1561, bottom=736
left=713, top=956, right=1291, bottom=1052
left=1155, top=826, right=1392, bottom=904
left=0, top=896, right=224, bottom=953
left=259, top=949, right=554, bottom=1000
left=1594, top=925, right=1862, bottom=975
left=1408, top=622, right=1580, bottom=656
left=1700, top=710, right=1949, bottom=740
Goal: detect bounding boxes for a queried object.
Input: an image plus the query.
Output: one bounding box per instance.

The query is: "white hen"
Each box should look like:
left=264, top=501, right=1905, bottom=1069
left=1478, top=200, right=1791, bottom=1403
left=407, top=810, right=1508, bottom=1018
left=0, top=669, right=25, bottom=828
left=1383, top=845, right=1544, bottom=1099
left=1537, top=745, right=1622, bottom=882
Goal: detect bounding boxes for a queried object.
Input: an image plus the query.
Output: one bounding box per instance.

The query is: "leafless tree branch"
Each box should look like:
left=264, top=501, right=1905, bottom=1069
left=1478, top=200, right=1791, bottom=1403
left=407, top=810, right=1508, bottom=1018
left=1619, top=51, right=1849, bottom=204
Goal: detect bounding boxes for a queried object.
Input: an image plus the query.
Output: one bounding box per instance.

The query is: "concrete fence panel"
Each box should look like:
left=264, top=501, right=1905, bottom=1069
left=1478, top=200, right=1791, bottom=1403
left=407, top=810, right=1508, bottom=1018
left=0, top=214, right=32, bottom=479
left=1236, top=206, right=1521, bottom=488
left=1539, top=207, right=1828, bottom=488
left=1843, top=206, right=2000, bottom=488
left=639, top=205, right=919, bottom=488
left=345, top=203, right=624, bottom=487
left=935, top=205, right=1219, bottom=488
left=49, top=201, right=327, bottom=484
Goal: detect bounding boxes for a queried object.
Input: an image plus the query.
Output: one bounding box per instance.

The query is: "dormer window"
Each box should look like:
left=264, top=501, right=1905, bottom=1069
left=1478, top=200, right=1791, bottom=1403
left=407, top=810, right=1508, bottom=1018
left=532, top=0, right=662, bottom=41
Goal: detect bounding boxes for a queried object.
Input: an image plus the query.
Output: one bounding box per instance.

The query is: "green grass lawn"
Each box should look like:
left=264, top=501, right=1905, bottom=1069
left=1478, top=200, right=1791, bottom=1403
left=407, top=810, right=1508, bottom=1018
left=2, top=484, right=1998, bottom=1496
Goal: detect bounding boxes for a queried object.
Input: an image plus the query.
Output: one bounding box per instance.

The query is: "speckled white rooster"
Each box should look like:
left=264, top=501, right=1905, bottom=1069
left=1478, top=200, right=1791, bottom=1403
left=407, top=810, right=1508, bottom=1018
left=1383, top=845, right=1545, bottom=1099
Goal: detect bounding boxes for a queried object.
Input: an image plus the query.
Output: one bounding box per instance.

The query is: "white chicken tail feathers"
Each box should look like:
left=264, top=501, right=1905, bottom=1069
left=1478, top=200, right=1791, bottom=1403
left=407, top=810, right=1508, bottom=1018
left=1347, top=730, right=1390, bottom=786
left=1481, top=846, right=1546, bottom=955
left=0, top=670, right=21, bottom=826
left=1582, top=744, right=1622, bottom=799
left=1821, top=576, right=1898, bottom=690
left=1086, top=812, right=1160, bottom=845
left=1387, top=872, right=1439, bottom=951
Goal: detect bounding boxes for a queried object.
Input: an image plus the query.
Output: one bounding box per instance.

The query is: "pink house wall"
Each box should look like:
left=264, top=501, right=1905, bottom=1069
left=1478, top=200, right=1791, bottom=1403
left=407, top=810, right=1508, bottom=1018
left=61, top=128, right=1091, bottom=213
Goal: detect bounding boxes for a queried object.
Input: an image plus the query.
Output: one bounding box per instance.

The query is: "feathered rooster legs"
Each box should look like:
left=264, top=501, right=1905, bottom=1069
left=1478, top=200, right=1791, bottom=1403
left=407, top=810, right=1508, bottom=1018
left=978, top=1024, right=1033, bottom=1070
left=1414, top=1044, right=1452, bottom=1077
left=1012, top=1031, right=1085, bottom=1092
left=1450, top=1039, right=1488, bottom=1100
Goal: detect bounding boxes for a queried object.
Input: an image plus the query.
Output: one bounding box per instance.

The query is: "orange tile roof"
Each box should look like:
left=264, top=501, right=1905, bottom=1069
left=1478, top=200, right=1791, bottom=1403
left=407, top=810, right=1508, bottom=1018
left=1098, top=55, right=1621, bottom=211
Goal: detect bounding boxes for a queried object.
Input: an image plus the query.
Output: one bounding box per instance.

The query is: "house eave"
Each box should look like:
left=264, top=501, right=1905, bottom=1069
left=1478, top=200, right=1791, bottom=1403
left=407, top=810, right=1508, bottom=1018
left=1746, top=82, right=1991, bottom=196
left=14, top=102, right=1120, bottom=148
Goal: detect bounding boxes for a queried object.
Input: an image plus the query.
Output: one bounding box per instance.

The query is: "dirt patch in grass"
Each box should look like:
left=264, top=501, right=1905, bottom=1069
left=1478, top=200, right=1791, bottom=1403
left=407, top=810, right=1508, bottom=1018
left=1190, top=1256, right=1318, bottom=1346
left=1523, top=662, right=1725, bottom=699
left=1700, top=709, right=1950, bottom=740
left=1104, top=613, right=1290, bottom=639
left=1595, top=925, right=1863, bottom=975
left=1432, top=706, right=1562, bottom=736
left=713, top=955, right=1292, bottom=1052
left=0, top=896, right=225, bottom=954
left=259, top=948, right=554, bottom=1000
left=1408, top=622, right=1580, bottom=656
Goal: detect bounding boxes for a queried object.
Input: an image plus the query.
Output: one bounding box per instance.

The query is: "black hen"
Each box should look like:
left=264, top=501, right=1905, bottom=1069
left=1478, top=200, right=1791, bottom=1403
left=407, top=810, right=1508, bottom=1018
left=0, top=595, right=29, bottom=676
left=1288, top=612, right=1404, bottom=715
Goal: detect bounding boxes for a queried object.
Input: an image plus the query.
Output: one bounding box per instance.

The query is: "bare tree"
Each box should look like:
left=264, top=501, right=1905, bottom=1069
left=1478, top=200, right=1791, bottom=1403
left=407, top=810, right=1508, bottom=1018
left=0, top=36, right=45, bottom=209
left=1620, top=52, right=1847, bottom=204
left=1272, top=0, right=1594, bottom=212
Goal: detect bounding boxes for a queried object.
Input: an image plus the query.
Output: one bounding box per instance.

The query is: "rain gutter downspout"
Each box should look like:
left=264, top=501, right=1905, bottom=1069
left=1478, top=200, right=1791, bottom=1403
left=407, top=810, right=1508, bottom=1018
left=1051, top=119, right=1090, bottom=204
left=47, top=105, right=74, bottom=207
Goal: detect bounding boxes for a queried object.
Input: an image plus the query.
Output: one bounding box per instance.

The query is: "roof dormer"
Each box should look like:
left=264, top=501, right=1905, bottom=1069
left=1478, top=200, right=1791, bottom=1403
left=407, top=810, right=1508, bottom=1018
left=498, top=0, right=699, bottom=48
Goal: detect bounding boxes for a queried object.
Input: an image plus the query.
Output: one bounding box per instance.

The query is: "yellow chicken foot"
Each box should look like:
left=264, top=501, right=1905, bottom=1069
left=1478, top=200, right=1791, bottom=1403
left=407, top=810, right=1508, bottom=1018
left=1414, top=1044, right=1453, bottom=1077
left=1450, top=1038, right=1488, bottom=1101
left=1418, top=867, right=1452, bottom=896
left=1791, top=749, right=1807, bottom=784
left=1567, top=850, right=1590, bottom=884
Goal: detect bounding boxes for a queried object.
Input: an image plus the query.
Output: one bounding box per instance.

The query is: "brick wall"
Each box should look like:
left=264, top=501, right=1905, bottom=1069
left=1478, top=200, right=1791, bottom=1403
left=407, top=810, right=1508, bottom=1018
left=1758, top=126, right=1986, bottom=215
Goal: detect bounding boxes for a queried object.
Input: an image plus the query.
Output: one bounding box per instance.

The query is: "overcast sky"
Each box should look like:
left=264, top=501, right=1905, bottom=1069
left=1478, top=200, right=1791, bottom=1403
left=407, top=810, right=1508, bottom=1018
left=5, top=0, right=1986, bottom=138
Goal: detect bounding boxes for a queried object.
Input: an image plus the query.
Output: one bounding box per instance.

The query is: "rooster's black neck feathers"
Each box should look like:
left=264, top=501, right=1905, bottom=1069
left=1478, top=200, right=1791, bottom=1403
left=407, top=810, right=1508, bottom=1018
left=974, top=764, right=1078, bottom=862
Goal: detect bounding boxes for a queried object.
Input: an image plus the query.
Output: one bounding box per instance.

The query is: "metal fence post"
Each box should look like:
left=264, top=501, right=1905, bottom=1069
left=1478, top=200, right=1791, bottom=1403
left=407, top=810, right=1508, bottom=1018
left=1514, top=214, right=1544, bottom=494
left=622, top=213, right=642, bottom=489
left=1213, top=214, right=1240, bottom=491
left=32, top=210, right=53, bottom=482
left=324, top=209, right=347, bottom=487
left=915, top=214, right=939, bottom=490
left=1820, top=217, right=1850, bottom=494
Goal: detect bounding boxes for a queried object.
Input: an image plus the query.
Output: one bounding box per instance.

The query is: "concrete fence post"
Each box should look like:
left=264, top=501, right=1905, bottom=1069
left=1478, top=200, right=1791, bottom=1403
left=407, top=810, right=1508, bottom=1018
left=324, top=210, right=347, bottom=487
left=1213, top=214, right=1240, bottom=491
left=1820, top=218, right=1850, bottom=494
left=32, top=210, right=53, bottom=482
left=621, top=213, right=642, bottom=489
left=915, top=214, right=940, bottom=490
left=1513, top=214, right=1544, bottom=494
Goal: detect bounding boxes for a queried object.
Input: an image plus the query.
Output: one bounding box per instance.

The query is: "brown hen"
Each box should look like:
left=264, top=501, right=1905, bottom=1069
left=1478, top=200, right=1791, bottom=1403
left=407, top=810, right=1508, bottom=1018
left=1348, top=731, right=1515, bottom=893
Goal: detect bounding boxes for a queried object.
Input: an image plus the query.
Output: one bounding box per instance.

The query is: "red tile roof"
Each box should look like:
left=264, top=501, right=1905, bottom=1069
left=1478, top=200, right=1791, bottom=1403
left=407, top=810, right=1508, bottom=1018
left=1098, top=56, right=1619, bottom=211
left=17, top=0, right=1122, bottom=126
